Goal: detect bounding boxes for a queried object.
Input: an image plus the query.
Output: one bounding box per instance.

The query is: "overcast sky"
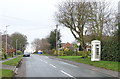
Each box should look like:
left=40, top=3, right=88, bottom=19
left=0, top=0, right=119, bottom=45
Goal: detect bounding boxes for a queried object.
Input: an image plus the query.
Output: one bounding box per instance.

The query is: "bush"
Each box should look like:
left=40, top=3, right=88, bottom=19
left=17, top=51, right=22, bottom=55
left=86, top=51, right=91, bottom=56
left=53, top=50, right=64, bottom=56
left=64, top=48, right=69, bottom=51
left=101, top=38, right=120, bottom=61
left=45, top=49, right=54, bottom=55
left=64, top=50, right=74, bottom=56
left=2, top=50, right=7, bottom=59
left=77, top=51, right=90, bottom=58
left=53, top=50, right=57, bottom=56
left=58, top=51, right=64, bottom=56
left=3, top=54, right=7, bottom=59
left=77, top=51, right=84, bottom=56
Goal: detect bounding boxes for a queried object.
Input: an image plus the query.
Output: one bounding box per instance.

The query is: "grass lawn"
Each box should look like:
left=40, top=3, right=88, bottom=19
left=2, top=56, right=22, bottom=66
left=0, top=69, right=14, bottom=78
left=58, top=56, right=119, bottom=72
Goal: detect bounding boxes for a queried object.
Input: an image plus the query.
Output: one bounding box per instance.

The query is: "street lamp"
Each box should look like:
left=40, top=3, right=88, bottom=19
left=16, top=39, right=18, bottom=55
left=56, top=25, right=60, bottom=56
left=6, top=25, right=10, bottom=55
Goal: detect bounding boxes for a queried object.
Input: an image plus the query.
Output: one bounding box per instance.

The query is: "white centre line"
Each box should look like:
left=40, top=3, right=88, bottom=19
left=50, top=64, right=57, bottom=68
left=60, top=70, right=74, bottom=78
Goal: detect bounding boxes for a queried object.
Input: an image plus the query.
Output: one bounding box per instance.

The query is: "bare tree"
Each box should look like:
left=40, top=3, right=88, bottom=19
left=31, top=38, right=41, bottom=52
left=39, top=38, right=50, bottom=51
left=87, top=2, right=117, bottom=40
left=56, top=0, right=117, bottom=51
left=56, top=0, right=91, bottom=51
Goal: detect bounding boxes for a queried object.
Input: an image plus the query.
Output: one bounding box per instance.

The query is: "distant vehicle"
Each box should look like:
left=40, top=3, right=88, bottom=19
left=38, top=50, right=43, bottom=54
left=23, top=52, right=30, bottom=57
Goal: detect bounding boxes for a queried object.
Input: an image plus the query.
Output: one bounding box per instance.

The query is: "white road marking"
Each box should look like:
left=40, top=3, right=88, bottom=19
left=44, top=61, right=48, bottom=64
left=50, top=64, right=57, bottom=68
left=60, top=70, right=74, bottom=77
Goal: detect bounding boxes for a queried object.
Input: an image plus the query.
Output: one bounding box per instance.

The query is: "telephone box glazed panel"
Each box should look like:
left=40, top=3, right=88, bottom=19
left=91, top=40, right=101, bottom=61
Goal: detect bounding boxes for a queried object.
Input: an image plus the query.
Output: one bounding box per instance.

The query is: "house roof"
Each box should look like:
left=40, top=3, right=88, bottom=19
left=63, top=42, right=73, bottom=48
left=85, top=45, right=91, bottom=48
left=6, top=49, right=16, bottom=53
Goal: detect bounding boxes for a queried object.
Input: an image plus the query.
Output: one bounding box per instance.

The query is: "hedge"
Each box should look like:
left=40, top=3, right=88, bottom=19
left=101, top=38, right=120, bottom=61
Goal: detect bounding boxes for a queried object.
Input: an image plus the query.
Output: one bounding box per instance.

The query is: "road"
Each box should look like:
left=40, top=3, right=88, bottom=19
left=15, top=54, right=112, bottom=78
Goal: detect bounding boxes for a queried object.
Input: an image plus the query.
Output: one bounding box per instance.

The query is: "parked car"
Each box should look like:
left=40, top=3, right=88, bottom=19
left=23, top=53, right=30, bottom=57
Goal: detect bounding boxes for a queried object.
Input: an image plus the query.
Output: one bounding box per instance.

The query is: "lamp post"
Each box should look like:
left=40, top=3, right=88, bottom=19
left=16, top=39, right=18, bottom=55
left=6, top=25, right=10, bottom=55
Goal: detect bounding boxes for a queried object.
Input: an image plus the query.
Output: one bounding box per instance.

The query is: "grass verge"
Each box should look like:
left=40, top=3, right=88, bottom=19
left=42, top=53, right=52, bottom=56
left=0, top=69, right=14, bottom=78
left=58, top=56, right=119, bottom=72
left=2, top=55, right=22, bottom=66
left=36, top=53, right=52, bottom=56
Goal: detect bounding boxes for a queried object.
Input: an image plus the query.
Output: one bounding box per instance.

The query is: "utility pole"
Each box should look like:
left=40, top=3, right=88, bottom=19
left=6, top=25, right=9, bottom=55
left=56, top=25, right=59, bottom=56
left=16, top=39, right=18, bottom=55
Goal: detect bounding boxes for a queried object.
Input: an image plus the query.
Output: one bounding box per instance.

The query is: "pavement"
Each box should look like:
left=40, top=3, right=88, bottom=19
left=1, top=65, right=15, bottom=70
left=0, top=56, right=18, bottom=63
left=0, top=56, right=18, bottom=71
left=15, top=54, right=119, bottom=78
left=15, top=57, right=26, bottom=77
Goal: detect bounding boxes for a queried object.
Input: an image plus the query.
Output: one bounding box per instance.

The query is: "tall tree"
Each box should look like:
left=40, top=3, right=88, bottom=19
left=47, top=29, right=61, bottom=49
left=56, top=0, right=117, bottom=51
left=87, top=2, right=117, bottom=41
left=118, top=2, right=120, bottom=44
left=39, top=38, right=50, bottom=51
left=10, top=32, right=28, bottom=51
left=31, top=38, right=41, bottom=52
left=56, top=0, right=91, bottom=51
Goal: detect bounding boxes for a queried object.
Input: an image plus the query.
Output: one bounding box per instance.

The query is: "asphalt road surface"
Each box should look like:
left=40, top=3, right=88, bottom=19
left=16, top=54, right=112, bottom=78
